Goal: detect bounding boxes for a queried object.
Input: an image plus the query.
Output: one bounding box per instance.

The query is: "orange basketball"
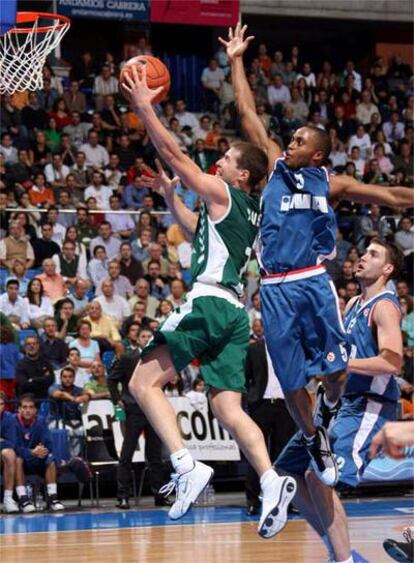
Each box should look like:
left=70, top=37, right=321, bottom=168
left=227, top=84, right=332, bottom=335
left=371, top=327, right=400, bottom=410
left=120, top=55, right=170, bottom=104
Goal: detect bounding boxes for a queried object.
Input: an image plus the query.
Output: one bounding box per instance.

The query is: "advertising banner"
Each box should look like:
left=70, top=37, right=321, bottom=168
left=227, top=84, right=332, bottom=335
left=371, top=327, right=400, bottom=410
left=82, top=397, right=241, bottom=462
left=57, top=0, right=149, bottom=22
left=150, top=0, right=239, bottom=27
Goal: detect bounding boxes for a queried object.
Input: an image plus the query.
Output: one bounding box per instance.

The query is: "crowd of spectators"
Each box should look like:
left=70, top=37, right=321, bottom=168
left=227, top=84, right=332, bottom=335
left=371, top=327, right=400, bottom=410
left=0, top=36, right=413, bottom=451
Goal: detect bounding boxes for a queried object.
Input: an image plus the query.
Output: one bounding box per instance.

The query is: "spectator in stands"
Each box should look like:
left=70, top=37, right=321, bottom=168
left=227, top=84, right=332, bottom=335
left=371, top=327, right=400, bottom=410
left=175, top=99, right=200, bottom=134
left=37, top=258, right=67, bottom=304
left=348, top=146, right=365, bottom=177
left=348, top=124, right=372, bottom=160
left=40, top=317, right=68, bottom=369
left=167, top=279, right=186, bottom=308
left=267, top=74, right=291, bottom=111
left=63, top=80, right=87, bottom=115
left=96, top=279, right=131, bottom=327
left=84, top=360, right=110, bottom=399
left=43, top=207, right=66, bottom=247
left=69, top=279, right=90, bottom=316
left=383, top=110, right=405, bottom=144
left=66, top=348, right=90, bottom=388
left=15, top=337, right=55, bottom=400
left=104, top=153, right=124, bottom=189
left=362, top=158, right=388, bottom=185
left=69, top=319, right=100, bottom=369
left=354, top=204, right=392, bottom=252
left=24, top=278, right=54, bottom=329
left=84, top=300, right=121, bottom=350
left=88, top=245, right=109, bottom=288
left=344, top=280, right=360, bottom=301
left=28, top=130, right=50, bottom=171
left=373, top=144, right=394, bottom=176
left=97, top=259, right=134, bottom=299
left=6, top=259, right=31, bottom=296
left=48, top=366, right=89, bottom=456
left=93, top=64, right=119, bottom=110
left=63, top=111, right=92, bottom=150
left=55, top=297, right=79, bottom=340
left=70, top=151, right=90, bottom=190
left=44, top=116, right=62, bottom=153
left=21, top=92, right=48, bottom=133
left=356, top=90, right=380, bottom=126
left=335, top=259, right=357, bottom=292
left=14, top=394, right=64, bottom=511
left=0, top=392, right=19, bottom=512
left=58, top=133, right=77, bottom=168
left=201, top=58, right=225, bottom=113
left=90, top=221, right=121, bottom=260
left=0, top=220, right=35, bottom=270
left=32, top=223, right=60, bottom=268
left=0, top=280, right=30, bottom=329
left=393, top=141, right=413, bottom=184
left=128, top=278, right=158, bottom=319
left=395, top=216, right=414, bottom=257
left=75, top=208, right=98, bottom=251
left=56, top=190, right=76, bottom=229
left=28, top=172, right=55, bottom=206
left=114, top=134, right=136, bottom=171
left=52, top=240, right=87, bottom=289
left=0, top=327, right=20, bottom=410
left=330, top=105, right=354, bottom=143
left=400, top=295, right=414, bottom=348
left=0, top=132, right=18, bottom=165
left=122, top=173, right=150, bottom=211
left=119, top=242, right=144, bottom=286
left=84, top=170, right=113, bottom=210
left=105, top=194, right=135, bottom=239
left=79, top=129, right=109, bottom=170
left=144, top=260, right=169, bottom=300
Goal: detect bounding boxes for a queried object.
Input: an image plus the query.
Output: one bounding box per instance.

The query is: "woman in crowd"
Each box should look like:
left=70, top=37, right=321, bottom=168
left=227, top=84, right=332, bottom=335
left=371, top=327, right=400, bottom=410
left=155, top=299, right=174, bottom=323
left=64, top=225, right=88, bottom=264
left=69, top=319, right=100, bottom=369
left=29, top=130, right=51, bottom=171
left=45, top=116, right=62, bottom=153
left=49, top=98, right=71, bottom=131
left=6, top=259, right=31, bottom=296
left=24, top=278, right=54, bottom=328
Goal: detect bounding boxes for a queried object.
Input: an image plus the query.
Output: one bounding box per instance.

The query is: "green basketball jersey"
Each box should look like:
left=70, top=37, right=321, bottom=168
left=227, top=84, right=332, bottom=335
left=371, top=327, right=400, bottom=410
left=191, top=185, right=260, bottom=296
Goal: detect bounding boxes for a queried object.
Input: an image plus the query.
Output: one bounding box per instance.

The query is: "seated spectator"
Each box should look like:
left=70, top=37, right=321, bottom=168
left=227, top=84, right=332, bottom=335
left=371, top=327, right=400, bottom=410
left=96, top=279, right=131, bottom=327
left=122, top=300, right=152, bottom=334
left=39, top=317, right=68, bottom=370
left=31, top=223, right=60, bottom=269
left=131, top=228, right=152, bottom=263
left=64, top=111, right=92, bottom=152
left=55, top=297, right=80, bottom=340
left=84, top=170, right=113, bottom=210
left=247, top=290, right=261, bottom=329
left=186, top=377, right=208, bottom=412
left=344, top=280, right=360, bottom=301
left=201, top=58, right=225, bottom=113
left=395, top=216, right=414, bottom=257
left=128, top=278, right=159, bottom=319
left=14, top=394, right=64, bottom=512
left=122, top=174, right=150, bottom=211
left=119, top=242, right=144, bottom=286
left=401, top=295, right=414, bottom=349
left=84, top=301, right=121, bottom=351
left=167, top=279, right=186, bottom=308
left=29, top=130, right=50, bottom=171
left=348, top=124, right=372, bottom=160
left=88, top=245, right=109, bottom=289
left=52, top=240, right=87, bottom=288
left=114, top=134, right=136, bottom=171
left=12, top=209, right=39, bottom=245
left=28, top=172, right=55, bottom=206
left=57, top=190, right=77, bottom=228
left=24, top=278, right=54, bottom=329
left=250, top=318, right=264, bottom=343
left=97, top=260, right=133, bottom=299
left=70, top=150, right=90, bottom=188
left=90, top=221, right=121, bottom=261
left=335, top=259, right=357, bottom=292
left=79, top=129, right=109, bottom=170
left=6, top=258, right=31, bottom=296
left=356, top=90, right=380, bottom=126
left=143, top=243, right=169, bottom=276
left=354, top=204, right=392, bottom=252
left=44, top=206, right=66, bottom=247
left=0, top=393, right=19, bottom=512
left=58, top=133, right=78, bottom=168
left=83, top=360, right=110, bottom=399
left=69, top=319, right=100, bottom=369
left=362, top=158, right=388, bottom=185
left=37, top=259, right=67, bottom=304
left=69, top=278, right=90, bottom=316
left=0, top=132, right=18, bottom=165
left=144, top=260, right=169, bottom=300
left=104, top=153, right=124, bottom=189
left=75, top=207, right=98, bottom=251
left=155, top=299, right=174, bottom=323
left=348, top=146, right=365, bottom=178
left=66, top=348, right=90, bottom=388
left=49, top=98, right=71, bottom=131
left=267, top=74, right=291, bottom=110
left=48, top=366, right=89, bottom=456
left=105, top=194, right=135, bottom=239
left=63, top=81, right=87, bottom=115
left=21, top=92, right=48, bottom=132
left=164, top=373, right=184, bottom=397
left=0, top=279, right=30, bottom=329
left=192, top=139, right=216, bottom=173
left=0, top=327, right=20, bottom=410
left=44, top=116, right=62, bottom=153
left=373, top=144, right=394, bottom=176
left=93, top=64, right=119, bottom=111
left=121, top=321, right=141, bottom=351
left=15, top=337, right=55, bottom=401
left=393, top=141, right=413, bottom=184
left=382, top=110, right=405, bottom=143
left=0, top=220, right=35, bottom=270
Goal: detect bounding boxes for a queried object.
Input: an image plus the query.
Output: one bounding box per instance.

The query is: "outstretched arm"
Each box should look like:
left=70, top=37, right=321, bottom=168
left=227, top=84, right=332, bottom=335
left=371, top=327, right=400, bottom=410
left=120, top=67, right=228, bottom=218
left=220, top=23, right=282, bottom=174
left=330, top=175, right=414, bottom=209
left=141, top=160, right=198, bottom=242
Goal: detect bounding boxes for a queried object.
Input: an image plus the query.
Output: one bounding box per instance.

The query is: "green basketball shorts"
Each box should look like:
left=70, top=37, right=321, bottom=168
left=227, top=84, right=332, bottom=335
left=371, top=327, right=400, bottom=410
left=141, top=285, right=250, bottom=393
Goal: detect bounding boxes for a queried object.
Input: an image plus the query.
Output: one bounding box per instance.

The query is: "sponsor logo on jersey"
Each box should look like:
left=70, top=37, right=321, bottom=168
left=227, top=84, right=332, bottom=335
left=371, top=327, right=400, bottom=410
left=327, top=352, right=336, bottom=362
left=280, top=193, right=329, bottom=213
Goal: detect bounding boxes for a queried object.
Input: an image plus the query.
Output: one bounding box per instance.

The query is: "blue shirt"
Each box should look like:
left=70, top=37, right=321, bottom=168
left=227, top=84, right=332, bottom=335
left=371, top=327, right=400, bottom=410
left=258, top=158, right=337, bottom=274
left=0, top=342, right=20, bottom=379
left=344, top=290, right=401, bottom=402
left=48, top=384, right=84, bottom=422
left=122, top=183, right=149, bottom=210
left=14, top=414, right=53, bottom=460
left=0, top=411, right=17, bottom=450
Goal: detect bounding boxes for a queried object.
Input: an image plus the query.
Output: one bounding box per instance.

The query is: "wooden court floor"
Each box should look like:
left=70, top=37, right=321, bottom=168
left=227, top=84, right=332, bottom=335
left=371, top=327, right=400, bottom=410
left=0, top=513, right=410, bottom=563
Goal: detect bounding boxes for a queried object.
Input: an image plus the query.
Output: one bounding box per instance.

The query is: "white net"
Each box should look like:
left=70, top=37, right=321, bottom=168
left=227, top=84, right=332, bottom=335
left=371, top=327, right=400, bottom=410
left=0, top=15, right=70, bottom=94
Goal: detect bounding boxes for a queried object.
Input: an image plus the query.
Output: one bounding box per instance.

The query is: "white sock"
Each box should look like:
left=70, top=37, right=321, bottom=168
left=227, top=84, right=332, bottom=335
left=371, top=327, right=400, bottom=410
left=170, top=448, right=194, bottom=475
left=323, top=395, right=338, bottom=410
left=16, top=486, right=26, bottom=498
left=260, top=468, right=279, bottom=494
left=4, top=490, right=13, bottom=501
left=47, top=483, right=57, bottom=496
left=335, top=556, right=353, bottom=563
left=321, top=534, right=336, bottom=561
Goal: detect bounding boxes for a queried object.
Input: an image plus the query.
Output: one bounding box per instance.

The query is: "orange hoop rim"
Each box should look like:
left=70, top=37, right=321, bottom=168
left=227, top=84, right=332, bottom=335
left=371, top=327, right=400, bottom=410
left=7, top=12, right=71, bottom=34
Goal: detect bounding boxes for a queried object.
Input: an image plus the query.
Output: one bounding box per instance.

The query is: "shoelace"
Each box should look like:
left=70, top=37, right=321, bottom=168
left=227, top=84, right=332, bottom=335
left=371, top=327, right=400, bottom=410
left=403, top=527, right=414, bottom=544
left=158, top=473, right=180, bottom=498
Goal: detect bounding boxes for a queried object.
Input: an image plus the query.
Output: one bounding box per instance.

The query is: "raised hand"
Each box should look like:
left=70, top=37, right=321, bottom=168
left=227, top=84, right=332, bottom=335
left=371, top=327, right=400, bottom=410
left=120, top=64, right=164, bottom=111
left=141, top=159, right=179, bottom=199
left=218, top=21, right=255, bottom=61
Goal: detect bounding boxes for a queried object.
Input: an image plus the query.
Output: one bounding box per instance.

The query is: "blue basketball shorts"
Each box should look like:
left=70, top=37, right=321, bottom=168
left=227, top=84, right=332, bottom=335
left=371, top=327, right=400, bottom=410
left=260, top=269, right=349, bottom=392
left=275, top=396, right=398, bottom=486
left=23, top=453, right=55, bottom=475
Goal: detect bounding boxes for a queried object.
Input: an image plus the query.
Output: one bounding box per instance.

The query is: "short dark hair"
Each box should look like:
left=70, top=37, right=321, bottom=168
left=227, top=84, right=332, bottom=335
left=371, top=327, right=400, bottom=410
left=60, top=366, right=75, bottom=378
left=305, top=126, right=332, bottom=162
left=370, top=237, right=404, bottom=280
left=19, top=393, right=36, bottom=406
left=93, top=245, right=106, bottom=256
left=231, top=141, right=268, bottom=188
left=6, top=279, right=19, bottom=288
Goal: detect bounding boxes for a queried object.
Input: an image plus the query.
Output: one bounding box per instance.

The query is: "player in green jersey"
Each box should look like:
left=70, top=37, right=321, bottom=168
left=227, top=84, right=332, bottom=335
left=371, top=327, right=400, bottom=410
left=121, top=66, right=297, bottom=538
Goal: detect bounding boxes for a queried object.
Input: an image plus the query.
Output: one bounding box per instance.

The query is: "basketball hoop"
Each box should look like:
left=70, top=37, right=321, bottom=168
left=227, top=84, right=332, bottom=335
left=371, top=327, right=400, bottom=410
left=0, top=12, right=70, bottom=95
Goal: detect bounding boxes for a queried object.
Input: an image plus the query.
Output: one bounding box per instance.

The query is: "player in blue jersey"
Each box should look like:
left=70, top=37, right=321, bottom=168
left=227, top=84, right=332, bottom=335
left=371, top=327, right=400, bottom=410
left=275, top=238, right=404, bottom=563
left=221, top=23, right=413, bottom=487
left=14, top=394, right=64, bottom=512
left=0, top=392, right=19, bottom=513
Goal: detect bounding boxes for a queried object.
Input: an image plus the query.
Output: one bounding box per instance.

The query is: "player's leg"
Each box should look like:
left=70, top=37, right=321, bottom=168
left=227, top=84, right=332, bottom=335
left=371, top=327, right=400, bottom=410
left=45, top=459, right=64, bottom=511
left=1, top=449, right=19, bottom=513
left=15, top=457, right=35, bottom=513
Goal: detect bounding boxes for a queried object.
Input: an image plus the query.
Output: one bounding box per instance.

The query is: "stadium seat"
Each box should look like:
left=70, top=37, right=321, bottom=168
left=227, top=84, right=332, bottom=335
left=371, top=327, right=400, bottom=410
left=27, top=268, right=42, bottom=280
left=102, top=350, right=115, bottom=370
left=0, top=268, right=8, bottom=291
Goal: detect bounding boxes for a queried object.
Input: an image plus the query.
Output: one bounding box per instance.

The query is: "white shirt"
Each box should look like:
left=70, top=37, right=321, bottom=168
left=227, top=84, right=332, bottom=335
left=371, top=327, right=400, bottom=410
left=348, top=134, right=372, bottom=160
left=267, top=84, right=291, bottom=106
left=105, top=212, right=135, bottom=234
left=296, top=72, right=316, bottom=88
left=0, top=145, right=18, bottom=164
left=44, top=163, right=70, bottom=184
left=201, top=67, right=225, bottom=90
left=175, top=111, right=200, bottom=134
left=351, top=157, right=366, bottom=177
left=263, top=346, right=285, bottom=400
left=52, top=252, right=88, bottom=280
left=25, top=296, right=54, bottom=320
left=95, top=294, right=131, bottom=323
left=0, top=293, right=30, bottom=324
left=93, top=75, right=119, bottom=96
left=79, top=142, right=109, bottom=169
left=84, top=185, right=114, bottom=210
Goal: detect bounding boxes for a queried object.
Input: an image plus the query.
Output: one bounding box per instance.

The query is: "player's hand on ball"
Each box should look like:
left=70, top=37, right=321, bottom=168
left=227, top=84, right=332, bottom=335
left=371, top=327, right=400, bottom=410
left=219, top=21, right=254, bottom=60
left=120, top=64, right=164, bottom=111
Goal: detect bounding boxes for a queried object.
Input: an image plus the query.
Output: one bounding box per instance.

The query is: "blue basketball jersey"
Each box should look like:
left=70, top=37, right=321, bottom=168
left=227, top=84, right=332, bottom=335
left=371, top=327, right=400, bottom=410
left=344, top=291, right=401, bottom=402
left=258, top=158, right=337, bottom=274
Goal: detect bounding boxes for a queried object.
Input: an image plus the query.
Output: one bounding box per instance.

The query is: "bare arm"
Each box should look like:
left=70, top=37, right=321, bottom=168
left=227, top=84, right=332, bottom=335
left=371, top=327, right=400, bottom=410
left=120, top=68, right=228, bottom=218
left=348, top=300, right=403, bottom=376
left=219, top=23, right=282, bottom=174
left=330, top=175, right=414, bottom=209
left=141, top=160, right=198, bottom=242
